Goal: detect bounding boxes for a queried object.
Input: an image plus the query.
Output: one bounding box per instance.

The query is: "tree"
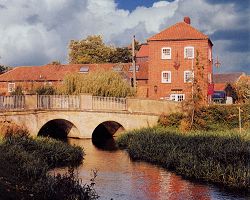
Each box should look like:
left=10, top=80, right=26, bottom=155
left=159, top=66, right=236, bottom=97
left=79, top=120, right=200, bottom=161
left=58, top=70, right=135, bottom=97
left=0, top=65, right=7, bottom=74
left=110, top=47, right=132, bottom=63
left=68, top=35, right=115, bottom=64
left=235, top=76, right=250, bottom=103
left=48, top=60, right=61, bottom=65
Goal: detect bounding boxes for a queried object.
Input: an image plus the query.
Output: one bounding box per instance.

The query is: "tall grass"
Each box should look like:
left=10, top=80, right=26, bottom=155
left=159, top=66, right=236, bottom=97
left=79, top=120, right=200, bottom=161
left=116, top=126, right=250, bottom=190
left=0, top=127, right=98, bottom=200
left=58, top=70, right=135, bottom=97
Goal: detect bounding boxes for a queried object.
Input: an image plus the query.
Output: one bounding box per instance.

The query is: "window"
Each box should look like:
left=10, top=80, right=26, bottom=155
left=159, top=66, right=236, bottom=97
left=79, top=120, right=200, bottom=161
left=208, top=73, right=212, bottom=84
left=170, top=94, right=185, bottom=102
left=79, top=66, right=89, bottom=73
left=208, top=48, right=212, bottom=61
left=129, top=65, right=139, bottom=72
left=161, top=71, right=171, bottom=83
left=8, top=83, right=15, bottom=92
left=184, top=46, right=194, bottom=59
left=161, top=47, right=171, bottom=59
left=184, top=71, right=194, bottom=83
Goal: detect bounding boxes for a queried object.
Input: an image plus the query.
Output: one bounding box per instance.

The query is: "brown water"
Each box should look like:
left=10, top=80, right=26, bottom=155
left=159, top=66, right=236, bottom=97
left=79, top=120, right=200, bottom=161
left=67, top=138, right=248, bottom=200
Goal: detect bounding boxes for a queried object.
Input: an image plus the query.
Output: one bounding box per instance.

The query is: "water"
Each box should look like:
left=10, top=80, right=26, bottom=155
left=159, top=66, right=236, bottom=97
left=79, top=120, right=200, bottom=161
left=66, top=138, right=248, bottom=200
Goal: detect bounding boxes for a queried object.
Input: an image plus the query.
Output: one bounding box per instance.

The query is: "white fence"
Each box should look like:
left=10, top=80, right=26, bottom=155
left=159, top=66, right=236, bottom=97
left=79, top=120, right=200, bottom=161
left=0, top=96, right=25, bottom=110
left=37, top=95, right=81, bottom=110
left=92, top=96, right=127, bottom=111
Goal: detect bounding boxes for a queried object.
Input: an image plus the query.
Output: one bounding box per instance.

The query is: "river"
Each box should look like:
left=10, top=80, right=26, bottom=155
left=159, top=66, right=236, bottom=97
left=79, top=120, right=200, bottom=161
left=66, top=138, right=248, bottom=200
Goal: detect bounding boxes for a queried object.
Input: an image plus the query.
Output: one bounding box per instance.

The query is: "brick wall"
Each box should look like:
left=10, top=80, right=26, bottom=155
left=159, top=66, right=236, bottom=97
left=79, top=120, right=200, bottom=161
left=147, top=39, right=213, bottom=102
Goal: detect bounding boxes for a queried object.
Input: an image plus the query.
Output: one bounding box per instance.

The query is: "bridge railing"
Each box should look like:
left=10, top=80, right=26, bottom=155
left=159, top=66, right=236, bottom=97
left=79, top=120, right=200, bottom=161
left=0, top=95, right=25, bottom=110
left=92, top=96, right=127, bottom=111
left=37, top=95, right=81, bottom=110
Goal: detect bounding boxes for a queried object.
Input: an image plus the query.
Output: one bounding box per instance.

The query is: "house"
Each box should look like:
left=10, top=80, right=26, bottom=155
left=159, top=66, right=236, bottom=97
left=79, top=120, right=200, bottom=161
left=0, top=63, right=148, bottom=96
left=213, top=72, right=247, bottom=103
left=137, top=17, right=213, bottom=102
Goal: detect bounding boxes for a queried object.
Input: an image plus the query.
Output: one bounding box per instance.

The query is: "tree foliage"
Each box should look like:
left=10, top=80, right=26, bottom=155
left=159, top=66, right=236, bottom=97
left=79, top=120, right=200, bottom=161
left=68, top=35, right=141, bottom=64
left=11, top=85, right=24, bottom=95
left=68, top=35, right=115, bottom=64
left=0, top=65, right=7, bottom=74
left=235, top=76, right=250, bottom=103
left=58, top=70, right=135, bottom=97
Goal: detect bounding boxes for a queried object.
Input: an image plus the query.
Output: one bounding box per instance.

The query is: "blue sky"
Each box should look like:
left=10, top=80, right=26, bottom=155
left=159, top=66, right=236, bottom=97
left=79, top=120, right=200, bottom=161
left=0, top=0, right=249, bottom=74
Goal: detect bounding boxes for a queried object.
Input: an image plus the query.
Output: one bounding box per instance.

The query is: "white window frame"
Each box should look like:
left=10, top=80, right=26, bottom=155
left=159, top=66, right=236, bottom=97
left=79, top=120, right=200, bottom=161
left=208, top=48, right=212, bottom=61
left=8, top=83, right=15, bottom=92
left=184, top=70, right=194, bottom=83
left=170, top=94, right=185, bottom=102
left=161, top=71, right=171, bottom=83
left=184, top=46, right=194, bottom=59
left=161, top=47, right=171, bottom=59
left=208, top=73, right=212, bottom=84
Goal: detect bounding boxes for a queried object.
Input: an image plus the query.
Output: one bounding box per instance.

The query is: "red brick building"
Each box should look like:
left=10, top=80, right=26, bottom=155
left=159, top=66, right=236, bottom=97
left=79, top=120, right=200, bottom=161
left=0, top=63, right=148, bottom=96
left=137, top=17, right=213, bottom=102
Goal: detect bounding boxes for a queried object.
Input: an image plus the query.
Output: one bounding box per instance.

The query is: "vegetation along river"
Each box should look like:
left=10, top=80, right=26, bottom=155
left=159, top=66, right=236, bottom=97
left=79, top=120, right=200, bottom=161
left=61, top=138, right=248, bottom=200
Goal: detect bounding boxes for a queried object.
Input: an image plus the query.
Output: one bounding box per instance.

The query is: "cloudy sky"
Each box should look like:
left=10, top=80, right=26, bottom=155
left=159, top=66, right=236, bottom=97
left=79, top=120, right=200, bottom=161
left=0, top=0, right=249, bottom=73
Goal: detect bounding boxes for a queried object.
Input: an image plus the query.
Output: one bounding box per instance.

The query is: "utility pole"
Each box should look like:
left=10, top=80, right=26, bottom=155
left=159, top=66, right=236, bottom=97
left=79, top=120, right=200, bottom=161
left=132, top=35, right=137, bottom=90
left=238, top=107, right=242, bottom=134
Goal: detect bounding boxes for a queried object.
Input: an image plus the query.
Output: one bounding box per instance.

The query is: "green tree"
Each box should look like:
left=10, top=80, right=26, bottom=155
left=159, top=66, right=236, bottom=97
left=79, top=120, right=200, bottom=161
left=110, top=47, right=132, bottom=63
left=68, top=35, right=115, bottom=64
left=0, top=65, right=7, bottom=74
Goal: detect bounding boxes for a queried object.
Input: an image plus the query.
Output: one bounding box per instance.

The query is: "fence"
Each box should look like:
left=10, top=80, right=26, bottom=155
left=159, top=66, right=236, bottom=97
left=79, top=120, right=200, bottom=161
left=92, top=96, right=127, bottom=111
left=0, top=96, right=25, bottom=110
left=37, top=95, right=81, bottom=110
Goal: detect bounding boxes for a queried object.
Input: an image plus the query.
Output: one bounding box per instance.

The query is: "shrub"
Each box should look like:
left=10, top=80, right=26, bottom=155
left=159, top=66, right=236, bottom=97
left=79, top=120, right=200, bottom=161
left=158, top=113, right=184, bottom=128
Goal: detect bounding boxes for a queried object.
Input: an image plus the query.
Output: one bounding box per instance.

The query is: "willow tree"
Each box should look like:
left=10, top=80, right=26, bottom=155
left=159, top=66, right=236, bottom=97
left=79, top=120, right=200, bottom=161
left=59, top=70, right=135, bottom=97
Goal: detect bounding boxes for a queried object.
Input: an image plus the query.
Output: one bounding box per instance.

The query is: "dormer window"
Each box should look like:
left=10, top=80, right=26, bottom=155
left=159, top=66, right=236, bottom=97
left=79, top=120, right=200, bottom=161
left=161, top=47, right=171, bottom=59
left=184, top=46, right=194, bottom=59
left=79, top=66, right=89, bottom=73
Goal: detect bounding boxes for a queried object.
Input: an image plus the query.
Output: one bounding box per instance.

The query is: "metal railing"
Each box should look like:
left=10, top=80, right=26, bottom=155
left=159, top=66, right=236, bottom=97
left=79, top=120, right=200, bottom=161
left=0, top=95, right=25, bottom=110
left=92, top=96, right=127, bottom=111
left=37, top=95, right=81, bottom=110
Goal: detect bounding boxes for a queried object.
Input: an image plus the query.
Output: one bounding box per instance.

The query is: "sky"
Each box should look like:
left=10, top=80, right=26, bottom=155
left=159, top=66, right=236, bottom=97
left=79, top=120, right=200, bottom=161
left=0, top=0, right=249, bottom=74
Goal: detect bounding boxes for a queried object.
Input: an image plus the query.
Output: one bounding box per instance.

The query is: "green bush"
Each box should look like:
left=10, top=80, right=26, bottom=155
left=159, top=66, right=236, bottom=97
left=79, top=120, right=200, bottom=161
left=116, top=127, right=250, bottom=189
left=158, top=113, right=184, bottom=128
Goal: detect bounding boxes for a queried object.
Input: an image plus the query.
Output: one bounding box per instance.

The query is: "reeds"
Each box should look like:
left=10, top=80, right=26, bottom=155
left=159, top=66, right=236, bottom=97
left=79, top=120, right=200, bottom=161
left=116, top=126, right=250, bottom=190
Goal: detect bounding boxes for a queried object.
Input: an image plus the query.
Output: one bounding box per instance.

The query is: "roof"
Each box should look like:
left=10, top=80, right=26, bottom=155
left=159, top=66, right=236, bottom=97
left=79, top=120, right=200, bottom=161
left=213, top=72, right=245, bottom=84
left=0, top=62, right=148, bottom=82
left=136, top=44, right=149, bottom=58
left=148, top=22, right=209, bottom=42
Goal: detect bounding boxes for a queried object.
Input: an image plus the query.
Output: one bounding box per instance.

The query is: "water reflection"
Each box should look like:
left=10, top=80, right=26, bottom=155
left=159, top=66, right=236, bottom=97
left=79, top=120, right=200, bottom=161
left=67, top=139, right=248, bottom=200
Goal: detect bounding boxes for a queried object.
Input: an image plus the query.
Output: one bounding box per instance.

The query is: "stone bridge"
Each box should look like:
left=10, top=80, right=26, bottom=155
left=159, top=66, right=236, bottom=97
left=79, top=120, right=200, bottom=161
left=0, top=95, right=180, bottom=139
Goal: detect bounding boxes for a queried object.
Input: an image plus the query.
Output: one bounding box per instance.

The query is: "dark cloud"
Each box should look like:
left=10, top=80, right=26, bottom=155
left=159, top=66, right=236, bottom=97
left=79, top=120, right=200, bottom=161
left=0, top=4, right=7, bottom=9
left=211, top=29, right=250, bottom=52
left=26, top=14, right=41, bottom=25
left=205, top=0, right=250, bottom=10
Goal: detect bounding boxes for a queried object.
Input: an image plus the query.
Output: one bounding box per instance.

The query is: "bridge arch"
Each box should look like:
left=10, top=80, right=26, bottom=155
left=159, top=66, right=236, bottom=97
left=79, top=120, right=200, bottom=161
left=38, top=119, right=80, bottom=139
left=92, top=121, right=125, bottom=148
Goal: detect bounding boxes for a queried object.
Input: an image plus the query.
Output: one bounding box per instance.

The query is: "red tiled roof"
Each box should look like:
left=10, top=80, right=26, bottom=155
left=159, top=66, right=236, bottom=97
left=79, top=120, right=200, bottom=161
left=213, top=72, right=245, bottom=84
left=136, top=44, right=149, bottom=58
left=214, top=83, right=226, bottom=91
left=148, top=22, right=209, bottom=41
left=0, top=63, right=148, bottom=82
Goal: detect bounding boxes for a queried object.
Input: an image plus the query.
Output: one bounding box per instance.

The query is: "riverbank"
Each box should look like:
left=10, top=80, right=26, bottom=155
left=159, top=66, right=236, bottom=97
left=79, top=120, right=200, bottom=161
left=0, top=130, right=99, bottom=200
left=116, top=126, right=250, bottom=190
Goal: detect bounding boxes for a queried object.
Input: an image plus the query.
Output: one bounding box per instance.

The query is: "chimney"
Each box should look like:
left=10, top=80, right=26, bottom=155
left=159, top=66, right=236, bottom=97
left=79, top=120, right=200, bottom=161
left=184, top=16, right=191, bottom=24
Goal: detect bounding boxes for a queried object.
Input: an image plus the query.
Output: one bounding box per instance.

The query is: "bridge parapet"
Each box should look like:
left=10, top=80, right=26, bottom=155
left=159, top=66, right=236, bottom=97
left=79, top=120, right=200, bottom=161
left=0, top=94, right=180, bottom=115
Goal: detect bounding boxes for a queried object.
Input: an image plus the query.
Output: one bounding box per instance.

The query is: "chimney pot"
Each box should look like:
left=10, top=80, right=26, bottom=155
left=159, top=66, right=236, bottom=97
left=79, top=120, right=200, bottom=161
left=184, top=16, right=191, bottom=24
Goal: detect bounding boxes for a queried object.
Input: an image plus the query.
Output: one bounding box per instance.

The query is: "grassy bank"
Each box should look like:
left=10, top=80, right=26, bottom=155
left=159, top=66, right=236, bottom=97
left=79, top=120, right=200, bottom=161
left=0, top=131, right=99, bottom=200
left=116, top=127, right=250, bottom=190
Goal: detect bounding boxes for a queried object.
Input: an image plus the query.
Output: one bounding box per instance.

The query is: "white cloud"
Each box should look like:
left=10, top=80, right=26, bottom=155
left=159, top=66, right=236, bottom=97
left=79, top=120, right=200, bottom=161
left=0, top=0, right=248, bottom=73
